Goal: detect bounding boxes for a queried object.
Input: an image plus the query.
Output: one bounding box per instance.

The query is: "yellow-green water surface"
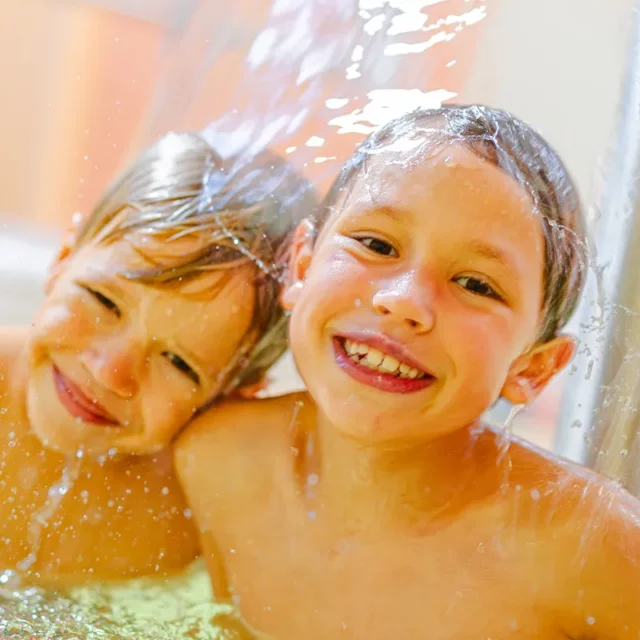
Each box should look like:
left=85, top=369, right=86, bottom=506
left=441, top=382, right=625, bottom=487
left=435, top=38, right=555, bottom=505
left=0, top=561, right=249, bottom=639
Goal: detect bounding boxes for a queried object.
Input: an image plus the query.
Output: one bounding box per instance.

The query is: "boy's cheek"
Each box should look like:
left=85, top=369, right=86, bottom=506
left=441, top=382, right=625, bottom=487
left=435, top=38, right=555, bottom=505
left=447, top=318, right=513, bottom=385
left=307, top=253, right=372, bottom=302
left=33, top=297, right=96, bottom=345
left=139, top=388, right=199, bottom=445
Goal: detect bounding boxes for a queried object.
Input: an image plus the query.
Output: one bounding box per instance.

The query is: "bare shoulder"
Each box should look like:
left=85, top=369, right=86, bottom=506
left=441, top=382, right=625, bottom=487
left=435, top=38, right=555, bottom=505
left=174, top=391, right=311, bottom=502
left=478, top=426, right=640, bottom=529
left=0, top=327, right=28, bottom=389
left=487, top=430, right=640, bottom=635
left=533, top=454, right=640, bottom=636
left=509, top=430, right=640, bottom=508
left=0, top=326, right=28, bottom=355
left=175, top=391, right=310, bottom=462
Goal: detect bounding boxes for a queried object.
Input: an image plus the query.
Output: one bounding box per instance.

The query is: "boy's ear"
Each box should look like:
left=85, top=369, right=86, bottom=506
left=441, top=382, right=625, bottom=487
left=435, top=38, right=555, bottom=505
left=501, top=335, right=577, bottom=405
left=279, top=218, right=315, bottom=311
left=231, top=375, right=271, bottom=400
left=45, top=212, right=83, bottom=294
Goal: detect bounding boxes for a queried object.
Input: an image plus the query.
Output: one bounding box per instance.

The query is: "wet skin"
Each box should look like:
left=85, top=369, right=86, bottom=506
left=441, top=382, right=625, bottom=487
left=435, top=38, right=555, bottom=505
left=175, top=145, right=640, bottom=639
left=0, top=232, right=256, bottom=586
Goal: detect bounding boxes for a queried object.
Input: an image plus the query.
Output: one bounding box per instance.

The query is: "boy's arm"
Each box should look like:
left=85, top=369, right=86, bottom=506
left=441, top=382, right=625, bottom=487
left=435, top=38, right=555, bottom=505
left=173, top=397, right=279, bottom=534
left=173, top=397, right=280, bottom=601
left=174, top=398, right=257, bottom=515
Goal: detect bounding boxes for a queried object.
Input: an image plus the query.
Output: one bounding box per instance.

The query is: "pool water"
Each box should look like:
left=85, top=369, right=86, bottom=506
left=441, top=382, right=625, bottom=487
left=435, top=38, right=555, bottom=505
left=0, top=560, right=252, bottom=639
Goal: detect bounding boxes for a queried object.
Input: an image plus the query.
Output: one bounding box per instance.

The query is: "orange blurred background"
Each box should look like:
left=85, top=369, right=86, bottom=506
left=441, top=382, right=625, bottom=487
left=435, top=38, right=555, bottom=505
left=0, top=0, right=488, bottom=232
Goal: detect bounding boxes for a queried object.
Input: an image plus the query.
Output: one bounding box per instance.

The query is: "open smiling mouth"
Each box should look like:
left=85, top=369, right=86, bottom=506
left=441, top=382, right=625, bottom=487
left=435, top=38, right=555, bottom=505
left=53, top=366, right=119, bottom=426
left=333, top=337, right=436, bottom=394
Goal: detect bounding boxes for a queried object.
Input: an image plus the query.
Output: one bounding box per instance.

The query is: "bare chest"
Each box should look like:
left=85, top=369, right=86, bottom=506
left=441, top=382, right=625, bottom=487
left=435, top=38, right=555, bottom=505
left=208, top=501, right=563, bottom=640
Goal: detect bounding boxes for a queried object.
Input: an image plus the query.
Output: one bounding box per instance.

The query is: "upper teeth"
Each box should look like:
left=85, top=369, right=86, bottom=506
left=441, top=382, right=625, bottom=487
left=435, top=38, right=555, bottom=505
left=343, top=339, right=426, bottom=379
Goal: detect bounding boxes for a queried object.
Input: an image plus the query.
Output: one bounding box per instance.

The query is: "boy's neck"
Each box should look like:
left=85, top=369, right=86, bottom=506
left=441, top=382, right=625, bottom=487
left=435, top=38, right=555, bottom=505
left=296, top=403, right=501, bottom=534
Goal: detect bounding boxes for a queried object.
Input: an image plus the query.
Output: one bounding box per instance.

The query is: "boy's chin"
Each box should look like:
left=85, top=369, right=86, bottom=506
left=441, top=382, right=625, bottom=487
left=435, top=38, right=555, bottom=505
left=326, top=410, right=442, bottom=446
left=26, top=381, right=112, bottom=458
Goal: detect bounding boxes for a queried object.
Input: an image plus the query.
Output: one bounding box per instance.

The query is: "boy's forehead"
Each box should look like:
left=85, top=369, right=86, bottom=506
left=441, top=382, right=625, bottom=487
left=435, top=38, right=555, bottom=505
left=89, top=233, right=256, bottom=298
left=345, top=144, right=505, bottom=209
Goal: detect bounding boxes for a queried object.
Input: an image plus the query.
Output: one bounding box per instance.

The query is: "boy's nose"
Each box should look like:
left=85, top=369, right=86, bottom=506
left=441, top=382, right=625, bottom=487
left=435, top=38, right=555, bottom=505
left=79, top=337, right=146, bottom=398
left=372, top=273, right=436, bottom=333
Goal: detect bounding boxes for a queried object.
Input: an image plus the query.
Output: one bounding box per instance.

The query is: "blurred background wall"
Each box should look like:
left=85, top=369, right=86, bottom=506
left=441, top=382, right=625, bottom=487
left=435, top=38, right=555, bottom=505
left=0, top=0, right=633, bottom=449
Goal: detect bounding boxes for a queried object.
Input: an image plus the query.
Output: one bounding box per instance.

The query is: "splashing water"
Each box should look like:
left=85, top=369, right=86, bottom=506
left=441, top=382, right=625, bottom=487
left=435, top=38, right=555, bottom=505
left=14, top=457, right=82, bottom=575
left=141, top=0, right=487, bottom=186
left=0, top=0, right=490, bottom=636
left=496, top=403, right=525, bottom=493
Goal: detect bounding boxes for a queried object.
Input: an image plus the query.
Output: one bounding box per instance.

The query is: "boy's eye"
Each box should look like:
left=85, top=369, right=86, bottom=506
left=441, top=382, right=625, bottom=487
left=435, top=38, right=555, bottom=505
left=357, top=237, right=398, bottom=257
left=84, top=287, right=121, bottom=317
left=454, top=276, right=503, bottom=302
left=162, top=352, right=200, bottom=385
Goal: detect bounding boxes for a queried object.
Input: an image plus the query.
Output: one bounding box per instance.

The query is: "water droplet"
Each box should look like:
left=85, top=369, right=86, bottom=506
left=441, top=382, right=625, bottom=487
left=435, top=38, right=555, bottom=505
left=326, top=98, right=349, bottom=110
left=0, top=569, right=17, bottom=585
left=586, top=615, right=596, bottom=626
left=305, top=136, right=325, bottom=147
left=161, top=487, right=169, bottom=496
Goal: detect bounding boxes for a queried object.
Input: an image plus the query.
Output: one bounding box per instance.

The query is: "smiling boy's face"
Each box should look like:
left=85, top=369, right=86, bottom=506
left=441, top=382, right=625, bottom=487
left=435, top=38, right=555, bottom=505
left=282, top=143, right=575, bottom=445
left=26, top=231, right=256, bottom=457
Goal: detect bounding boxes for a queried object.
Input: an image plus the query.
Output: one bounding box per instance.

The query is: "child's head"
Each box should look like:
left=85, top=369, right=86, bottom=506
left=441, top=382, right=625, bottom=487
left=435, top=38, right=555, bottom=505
left=27, top=132, right=316, bottom=456
left=282, top=104, right=586, bottom=445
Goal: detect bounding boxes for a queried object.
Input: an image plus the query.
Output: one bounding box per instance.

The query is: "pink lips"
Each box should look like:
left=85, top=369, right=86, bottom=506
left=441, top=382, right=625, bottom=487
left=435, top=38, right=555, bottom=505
left=333, top=337, right=436, bottom=394
left=53, top=366, right=117, bottom=426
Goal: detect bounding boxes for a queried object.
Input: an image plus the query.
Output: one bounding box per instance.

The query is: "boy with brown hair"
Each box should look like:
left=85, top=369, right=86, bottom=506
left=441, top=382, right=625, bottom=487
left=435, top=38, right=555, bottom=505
left=176, top=105, right=640, bottom=639
left=0, top=132, right=315, bottom=585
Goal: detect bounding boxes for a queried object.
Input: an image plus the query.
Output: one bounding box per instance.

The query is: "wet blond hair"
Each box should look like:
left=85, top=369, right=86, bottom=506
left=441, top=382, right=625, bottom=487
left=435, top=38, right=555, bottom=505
left=317, top=105, right=587, bottom=343
left=74, top=132, right=317, bottom=396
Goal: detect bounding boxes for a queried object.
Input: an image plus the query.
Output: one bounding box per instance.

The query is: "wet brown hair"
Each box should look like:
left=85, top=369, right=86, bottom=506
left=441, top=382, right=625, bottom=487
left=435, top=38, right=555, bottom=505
left=315, top=104, right=587, bottom=343
left=74, top=131, right=317, bottom=394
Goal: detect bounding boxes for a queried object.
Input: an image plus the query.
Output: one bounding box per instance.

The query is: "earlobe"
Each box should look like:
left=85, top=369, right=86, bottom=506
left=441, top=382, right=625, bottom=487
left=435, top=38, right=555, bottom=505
left=500, top=335, right=577, bottom=405
left=279, top=218, right=315, bottom=311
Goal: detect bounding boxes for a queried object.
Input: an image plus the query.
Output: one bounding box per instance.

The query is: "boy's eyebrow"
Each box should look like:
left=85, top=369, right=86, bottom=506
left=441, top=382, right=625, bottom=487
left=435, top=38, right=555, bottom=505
left=466, top=240, right=520, bottom=276
left=357, top=204, right=412, bottom=222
